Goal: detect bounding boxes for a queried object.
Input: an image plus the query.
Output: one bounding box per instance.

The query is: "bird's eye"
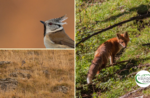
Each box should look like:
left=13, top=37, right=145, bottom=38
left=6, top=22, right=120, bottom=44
left=49, top=23, right=53, bottom=25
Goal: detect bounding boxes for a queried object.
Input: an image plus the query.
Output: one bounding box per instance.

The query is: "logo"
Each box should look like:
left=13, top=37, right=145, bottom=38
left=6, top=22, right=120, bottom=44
left=135, top=70, right=150, bottom=87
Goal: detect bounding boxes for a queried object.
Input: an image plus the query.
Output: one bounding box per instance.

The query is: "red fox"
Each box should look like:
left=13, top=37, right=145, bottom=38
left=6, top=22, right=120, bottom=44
left=87, top=32, right=129, bottom=84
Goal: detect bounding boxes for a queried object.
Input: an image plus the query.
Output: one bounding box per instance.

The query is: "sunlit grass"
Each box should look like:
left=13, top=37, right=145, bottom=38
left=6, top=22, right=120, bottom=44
left=0, top=50, right=74, bottom=98
left=76, top=0, right=150, bottom=97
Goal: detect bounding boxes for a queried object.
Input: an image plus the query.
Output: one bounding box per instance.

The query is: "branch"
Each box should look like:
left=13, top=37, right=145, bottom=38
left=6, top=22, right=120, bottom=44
left=106, top=60, right=129, bottom=67
left=142, top=43, right=150, bottom=46
left=127, top=64, right=150, bottom=78
left=76, top=13, right=150, bottom=47
left=119, top=85, right=150, bottom=98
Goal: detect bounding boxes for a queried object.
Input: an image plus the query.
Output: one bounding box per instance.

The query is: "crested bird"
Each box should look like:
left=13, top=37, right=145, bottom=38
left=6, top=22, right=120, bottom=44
left=40, top=15, right=74, bottom=48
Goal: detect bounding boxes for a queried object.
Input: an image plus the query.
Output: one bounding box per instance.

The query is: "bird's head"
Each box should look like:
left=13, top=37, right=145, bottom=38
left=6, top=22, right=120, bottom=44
left=40, top=15, right=68, bottom=35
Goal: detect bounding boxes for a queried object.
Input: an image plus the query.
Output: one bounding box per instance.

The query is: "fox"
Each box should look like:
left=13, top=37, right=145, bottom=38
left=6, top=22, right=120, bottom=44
left=87, top=32, right=129, bottom=84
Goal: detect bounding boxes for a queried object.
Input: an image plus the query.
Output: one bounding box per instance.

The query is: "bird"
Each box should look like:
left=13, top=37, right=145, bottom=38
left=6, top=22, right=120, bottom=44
left=40, top=15, right=74, bottom=48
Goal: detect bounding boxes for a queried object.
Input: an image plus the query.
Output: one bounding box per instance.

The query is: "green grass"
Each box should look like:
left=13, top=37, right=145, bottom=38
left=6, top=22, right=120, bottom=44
left=76, top=0, right=150, bottom=97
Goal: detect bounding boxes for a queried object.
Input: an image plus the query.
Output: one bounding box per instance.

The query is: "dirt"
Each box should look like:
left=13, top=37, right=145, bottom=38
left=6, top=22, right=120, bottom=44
left=0, top=78, right=18, bottom=92
left=43, top=70, right=50, bottom=78
left=52, top=85, right=70, bottom=94
left=0, top=61, right=11, bottom=65
left=0, top=69, right=33, bottom=92
left=9, top=69, right=32, bottom=79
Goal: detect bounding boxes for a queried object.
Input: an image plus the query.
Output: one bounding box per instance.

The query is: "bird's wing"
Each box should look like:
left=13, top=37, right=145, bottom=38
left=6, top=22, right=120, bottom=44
left=49, top=30, right=74, bottom=48
left=59, top=38, right=74, bottom=48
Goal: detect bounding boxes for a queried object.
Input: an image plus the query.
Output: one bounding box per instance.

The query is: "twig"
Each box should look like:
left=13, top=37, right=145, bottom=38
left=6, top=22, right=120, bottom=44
left=76, top=13, right=150, bottom=46
left=106, top=60, right=130, bottom=67
left=137, top=63, right=150, bottom=68
left=142, top=43, right=150, bottom=46
left=127, top=64, right=150, bottom=78
left=119, top=85, right=150, bottom=98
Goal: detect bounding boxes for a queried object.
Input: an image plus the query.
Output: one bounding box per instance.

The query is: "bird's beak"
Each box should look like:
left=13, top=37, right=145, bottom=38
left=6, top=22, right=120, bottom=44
left=40, top=21, right=45, bottom=24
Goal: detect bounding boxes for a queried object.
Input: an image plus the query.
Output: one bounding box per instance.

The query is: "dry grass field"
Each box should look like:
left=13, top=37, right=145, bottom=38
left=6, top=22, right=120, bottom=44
left=0, top=50, right=74, bottom=98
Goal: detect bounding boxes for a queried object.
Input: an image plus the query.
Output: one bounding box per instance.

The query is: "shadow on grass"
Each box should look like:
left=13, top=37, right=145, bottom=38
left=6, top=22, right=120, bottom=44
left=97, top=56, right=150, bottom=82
left=76, top=4, right=150, bottom=44
left=76, top=56, right=150, bottom=98
left=101, top=4, right=150, bottom=22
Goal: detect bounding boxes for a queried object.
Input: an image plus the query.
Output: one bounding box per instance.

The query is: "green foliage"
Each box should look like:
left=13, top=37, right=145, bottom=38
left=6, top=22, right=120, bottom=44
left=76, top=0, right=150, bottom=97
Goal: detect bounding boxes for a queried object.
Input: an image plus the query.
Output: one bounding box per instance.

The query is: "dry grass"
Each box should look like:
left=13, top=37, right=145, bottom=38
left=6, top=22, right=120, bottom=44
left=0, top=50, right=74, bottom=98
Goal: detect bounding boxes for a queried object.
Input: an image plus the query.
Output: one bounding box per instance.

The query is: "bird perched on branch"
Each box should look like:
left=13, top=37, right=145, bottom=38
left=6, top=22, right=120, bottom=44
left=40, top=15, right=74, bottom=48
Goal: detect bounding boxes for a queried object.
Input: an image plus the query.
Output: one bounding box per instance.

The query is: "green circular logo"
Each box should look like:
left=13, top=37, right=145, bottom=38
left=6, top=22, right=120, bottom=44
left=135, top=70, right=150, bottom=87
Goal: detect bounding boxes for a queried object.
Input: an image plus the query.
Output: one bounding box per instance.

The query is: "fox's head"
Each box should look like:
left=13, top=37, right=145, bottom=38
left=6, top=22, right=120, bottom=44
left=117, top=32, right=129, bottom=48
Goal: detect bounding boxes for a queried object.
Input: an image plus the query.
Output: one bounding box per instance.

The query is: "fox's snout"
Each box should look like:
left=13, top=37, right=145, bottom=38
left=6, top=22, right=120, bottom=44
left=117, top=32, right=129, bottom=49
left=119, top=42, right=127, bottom=48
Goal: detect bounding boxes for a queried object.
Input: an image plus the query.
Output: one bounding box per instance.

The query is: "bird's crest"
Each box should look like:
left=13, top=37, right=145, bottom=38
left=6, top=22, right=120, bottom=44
left=51, top=15, right=68, bottom=25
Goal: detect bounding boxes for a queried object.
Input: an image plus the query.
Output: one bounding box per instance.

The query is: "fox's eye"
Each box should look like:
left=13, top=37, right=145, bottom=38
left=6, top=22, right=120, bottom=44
left=49, top=23, right=53, bottom=25
left=121, top=42, right=123, bottom=43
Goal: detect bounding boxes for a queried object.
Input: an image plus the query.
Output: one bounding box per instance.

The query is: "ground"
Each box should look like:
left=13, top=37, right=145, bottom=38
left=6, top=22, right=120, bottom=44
left=0, top=50, right=74, bottom=98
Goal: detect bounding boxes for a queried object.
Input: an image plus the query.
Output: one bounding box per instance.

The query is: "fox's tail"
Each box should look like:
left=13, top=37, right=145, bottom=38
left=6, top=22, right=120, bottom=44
left=87, top=57, right=103, bottom=84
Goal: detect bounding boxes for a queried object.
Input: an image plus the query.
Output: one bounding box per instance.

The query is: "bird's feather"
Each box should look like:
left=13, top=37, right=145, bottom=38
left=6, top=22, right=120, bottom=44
left=49, top=30, right=74, bottom=48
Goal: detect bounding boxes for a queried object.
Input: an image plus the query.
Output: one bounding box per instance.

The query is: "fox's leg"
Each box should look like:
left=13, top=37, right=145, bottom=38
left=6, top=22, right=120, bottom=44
left=96, top=64, right=101, bottom=75
left=96, top=63, right=107, bottom=75
left=97, top=58, right=107, bottom=75
left=110, top=54, right=115, bottom=64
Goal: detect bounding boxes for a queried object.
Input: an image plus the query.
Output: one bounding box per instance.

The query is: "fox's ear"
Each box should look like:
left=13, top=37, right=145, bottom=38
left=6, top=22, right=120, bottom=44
left=117, top=33, right=121, bottom=39
left=124, top=32, right=128, bottom=37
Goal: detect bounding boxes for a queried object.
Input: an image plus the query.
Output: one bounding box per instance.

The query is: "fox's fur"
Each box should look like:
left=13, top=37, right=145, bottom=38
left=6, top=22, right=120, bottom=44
left=87, top=32, right=129, bottom=84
